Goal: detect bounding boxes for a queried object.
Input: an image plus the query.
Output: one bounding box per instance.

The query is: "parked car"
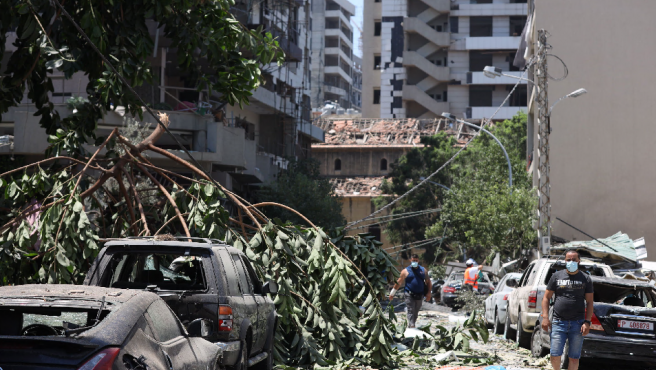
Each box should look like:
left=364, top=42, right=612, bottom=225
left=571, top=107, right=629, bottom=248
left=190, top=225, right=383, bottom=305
left=531, top=276, right=656, bottom=368
left=440, top=270, right=495, bottom=308
left=84, top=237, right=278, bottom=370
left=505, top=256, right=614, bottom=348
left=0, top=284, right=222, bottom=370
left=484, top=272, right=522, bottom=335
left=431, top=277, right=445, bottom=303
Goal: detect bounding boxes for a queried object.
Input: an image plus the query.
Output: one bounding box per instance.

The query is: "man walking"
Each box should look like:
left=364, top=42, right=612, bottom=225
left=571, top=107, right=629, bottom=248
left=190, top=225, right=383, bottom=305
left=388, top=254, right=432, bottom=328
left=541, top=250, right=593, bottom=370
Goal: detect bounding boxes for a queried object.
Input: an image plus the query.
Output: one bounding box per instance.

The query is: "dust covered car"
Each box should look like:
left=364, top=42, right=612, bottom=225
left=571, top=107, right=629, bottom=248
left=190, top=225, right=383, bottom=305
left=0, top=285, right=222, bottom=370
left=531, top=276, right=656, bottom=368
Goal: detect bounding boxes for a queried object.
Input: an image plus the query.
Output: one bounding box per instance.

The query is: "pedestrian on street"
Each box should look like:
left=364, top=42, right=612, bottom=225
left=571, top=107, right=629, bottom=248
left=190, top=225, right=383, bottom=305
left=541, top=249, right=594, bottom=370
left=463, top=258, right=483, bottom=292
left=388, top=254, right=432, bottom=328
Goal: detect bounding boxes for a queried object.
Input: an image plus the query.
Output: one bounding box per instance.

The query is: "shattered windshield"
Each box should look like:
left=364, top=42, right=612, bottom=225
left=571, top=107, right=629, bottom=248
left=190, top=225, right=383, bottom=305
left=0, top=306, right=107, bottom=337
left=101, top=252, right=207, bottom=291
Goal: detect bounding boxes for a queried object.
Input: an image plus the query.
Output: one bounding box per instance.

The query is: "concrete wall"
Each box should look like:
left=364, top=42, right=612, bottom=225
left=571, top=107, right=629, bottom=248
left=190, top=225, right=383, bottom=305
left=530, top=0, right=656, bottom=257
left=313, top=146, right=412, bottom=177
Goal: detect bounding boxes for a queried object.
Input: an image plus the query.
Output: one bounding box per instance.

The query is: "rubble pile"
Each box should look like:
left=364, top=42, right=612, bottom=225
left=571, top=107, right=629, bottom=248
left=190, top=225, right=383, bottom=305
left=330, top=176, right=386, bottom=197
left=313, top=117, right=474, bottom=146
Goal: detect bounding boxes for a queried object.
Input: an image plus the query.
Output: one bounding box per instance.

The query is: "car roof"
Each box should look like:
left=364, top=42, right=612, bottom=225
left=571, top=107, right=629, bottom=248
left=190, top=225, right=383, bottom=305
left=0, top=284, right=157, bottom=304
left=104, top=238, right=237, bottom=251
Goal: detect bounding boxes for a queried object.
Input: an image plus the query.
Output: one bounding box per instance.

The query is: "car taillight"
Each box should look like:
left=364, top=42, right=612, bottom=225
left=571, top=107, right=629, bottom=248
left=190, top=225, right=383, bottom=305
left=443, top=286, right=456, bottom=293
left=218, top=305, right=233, bottom=332
left=590, top=313, right=603, bottom=331
left=77, top=348, right=120, bottom=370
left=528, top=290, right=537, bottom=308
left=503, top=294, right=509, bottom=301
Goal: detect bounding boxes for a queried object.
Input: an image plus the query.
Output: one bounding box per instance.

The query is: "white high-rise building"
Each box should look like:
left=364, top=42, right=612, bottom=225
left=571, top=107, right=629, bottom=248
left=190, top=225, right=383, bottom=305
left=361, top=0, right=528, bottom=120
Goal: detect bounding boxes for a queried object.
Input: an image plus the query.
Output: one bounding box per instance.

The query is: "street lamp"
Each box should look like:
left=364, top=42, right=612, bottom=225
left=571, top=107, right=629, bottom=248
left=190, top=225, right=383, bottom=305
left=483, top=66, right=533, bottom=84
left=548, top=88, right=587, bottom=116
left=441, top=113, right=513, bottom=190
left=418, top=177, right=452, bottom=192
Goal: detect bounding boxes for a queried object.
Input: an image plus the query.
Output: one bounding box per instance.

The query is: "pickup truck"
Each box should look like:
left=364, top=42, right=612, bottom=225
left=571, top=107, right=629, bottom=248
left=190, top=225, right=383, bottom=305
left=84, top=237, right=278, bottom=370
left=505, top=256, right=614, bottom=348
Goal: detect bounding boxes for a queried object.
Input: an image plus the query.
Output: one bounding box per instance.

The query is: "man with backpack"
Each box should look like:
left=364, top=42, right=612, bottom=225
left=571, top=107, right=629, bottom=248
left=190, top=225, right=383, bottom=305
left=388, top=254, right=432, bottom=328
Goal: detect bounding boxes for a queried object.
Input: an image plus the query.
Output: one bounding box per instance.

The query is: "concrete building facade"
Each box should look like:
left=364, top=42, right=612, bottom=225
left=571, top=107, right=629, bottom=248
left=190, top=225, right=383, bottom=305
left=1, top=2, right=325, bottom=198
left=362, top=0, right=528, bottom=121
left=310, top=0, right=358, bottom=110
left=526, top=0, right=656, bottom=258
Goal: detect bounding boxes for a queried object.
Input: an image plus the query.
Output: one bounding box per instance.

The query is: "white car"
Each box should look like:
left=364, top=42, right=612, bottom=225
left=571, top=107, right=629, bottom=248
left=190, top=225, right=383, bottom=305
left=484, top=272, right=522, bottom=335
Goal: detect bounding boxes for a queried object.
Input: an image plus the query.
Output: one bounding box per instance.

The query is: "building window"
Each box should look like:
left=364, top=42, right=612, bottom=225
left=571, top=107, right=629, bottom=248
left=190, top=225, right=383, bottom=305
left=334, top=158, right=342, bottom=171
left=469, top=85, right=493, bottom=107
left=380, top=158, right=388, bottom=171
left=374, top=55, right=381, bottom=69
left=369, top=226, right=382, bottom=241
left=373, top=89, right=380, bottom=104
left=469, top=51, right=493, bottom=73
left=375, top=0, right=381, bottom=2
left=470, top=17, right=493, bottom=37
left=449, top=17, right=459, bottom=33
left=509, top=16, right=527, bottom=37
left=374, top=21, right=381, bottom=36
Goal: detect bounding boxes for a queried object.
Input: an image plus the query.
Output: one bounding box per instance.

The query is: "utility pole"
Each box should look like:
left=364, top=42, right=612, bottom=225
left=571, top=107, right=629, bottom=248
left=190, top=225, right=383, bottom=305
left=535, top=29, right=550, bottom=256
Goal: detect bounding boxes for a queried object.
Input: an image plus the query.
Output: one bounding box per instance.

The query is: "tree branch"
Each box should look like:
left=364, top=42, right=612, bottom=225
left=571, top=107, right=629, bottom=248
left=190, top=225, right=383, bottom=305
left=122, top=168, right=150, bottom=236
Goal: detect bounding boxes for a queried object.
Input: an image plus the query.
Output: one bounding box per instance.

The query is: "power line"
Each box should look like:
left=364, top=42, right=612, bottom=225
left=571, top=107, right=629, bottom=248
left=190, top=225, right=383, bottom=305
left=344, top=66, right=533, bottom=231
left=382, top=237, right=443, bottom=252
left=350, top=208, right=441, bottom=230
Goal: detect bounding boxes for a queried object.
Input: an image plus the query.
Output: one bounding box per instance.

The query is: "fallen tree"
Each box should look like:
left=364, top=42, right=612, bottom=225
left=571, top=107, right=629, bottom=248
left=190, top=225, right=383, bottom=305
left=0, top=115, right=401, bottom=368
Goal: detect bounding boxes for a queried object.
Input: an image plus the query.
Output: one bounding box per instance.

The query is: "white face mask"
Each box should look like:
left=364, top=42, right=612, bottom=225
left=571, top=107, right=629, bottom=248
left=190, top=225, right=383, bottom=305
left=411, top=261, right=419, bottom=268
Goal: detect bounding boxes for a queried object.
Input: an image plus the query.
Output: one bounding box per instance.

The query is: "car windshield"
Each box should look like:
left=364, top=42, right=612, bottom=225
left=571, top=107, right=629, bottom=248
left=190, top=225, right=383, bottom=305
left=101, top=252, right=207, bottom=291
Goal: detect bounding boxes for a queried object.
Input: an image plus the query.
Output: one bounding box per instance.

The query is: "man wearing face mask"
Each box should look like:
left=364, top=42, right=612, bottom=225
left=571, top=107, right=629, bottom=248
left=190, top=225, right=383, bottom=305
left=388, top=254, right=432, bottom=328
left=541, top=250, right=594, bottom=370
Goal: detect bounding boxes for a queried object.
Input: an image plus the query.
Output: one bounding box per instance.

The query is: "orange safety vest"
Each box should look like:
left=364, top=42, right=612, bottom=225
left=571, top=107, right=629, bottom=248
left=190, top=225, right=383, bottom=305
left=463, top=267, right=479, bottom=290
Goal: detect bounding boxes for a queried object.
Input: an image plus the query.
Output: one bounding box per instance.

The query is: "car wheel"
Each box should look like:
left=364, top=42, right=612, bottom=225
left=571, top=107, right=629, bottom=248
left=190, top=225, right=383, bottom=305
left=493, top=309, right=504, bottom=335
left=516, top=313, right=531, bottom=349
left=504, top=312, right=516, bottom=341
left=561, top=340, right=569, bottom=369
left=531, top=326, right=547, bottom=357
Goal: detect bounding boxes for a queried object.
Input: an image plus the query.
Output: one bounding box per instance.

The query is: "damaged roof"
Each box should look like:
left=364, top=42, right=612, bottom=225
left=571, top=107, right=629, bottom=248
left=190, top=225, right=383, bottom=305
left=552, top=232, right=640, bottom=267
left=313, top=118, right=473, bottom=146
left=330, top=177, right=386, bottom=197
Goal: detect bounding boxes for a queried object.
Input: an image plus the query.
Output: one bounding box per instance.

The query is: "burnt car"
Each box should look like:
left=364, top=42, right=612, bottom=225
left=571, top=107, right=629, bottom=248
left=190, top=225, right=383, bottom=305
left=84, top=237, right=278, bottom=370
left=0, top=285, right=222, bottom=370
left=531, top=276, right=656, bottom=368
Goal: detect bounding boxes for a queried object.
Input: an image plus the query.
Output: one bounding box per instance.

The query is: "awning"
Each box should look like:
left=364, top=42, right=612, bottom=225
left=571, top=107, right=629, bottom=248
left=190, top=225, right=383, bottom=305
left=551, top=232, right=640, bottom=268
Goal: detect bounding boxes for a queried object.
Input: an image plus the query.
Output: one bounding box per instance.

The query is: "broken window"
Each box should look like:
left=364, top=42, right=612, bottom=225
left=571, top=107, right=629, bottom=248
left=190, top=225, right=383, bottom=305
left=373, top=89, right=380, bottom=104
left=334, top=158, right=342, bottom=171
left=509, top=16, right=527, bottom=37
left=450, top=17, right=458, bottom=33
left=232, top=254, right=253, bottom=294
left=469, top=85, right=493, bottom=107
left=470, top=17, right=493, bottom=37
left=380, top=158, right=388, bottom=171
left=100, top=252, right=207, bottom=291
left=374, top=55, right=381, bottom=70
left=469, top=51, right=493, bottom=73
left=374, top=21, right=381, bottom=36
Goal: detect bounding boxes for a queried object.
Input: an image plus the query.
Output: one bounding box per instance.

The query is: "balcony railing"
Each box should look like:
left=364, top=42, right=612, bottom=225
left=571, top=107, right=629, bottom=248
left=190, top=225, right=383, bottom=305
left=326, top=20, right=339, bottom=29
left=340, top=44, right=352, bottom=59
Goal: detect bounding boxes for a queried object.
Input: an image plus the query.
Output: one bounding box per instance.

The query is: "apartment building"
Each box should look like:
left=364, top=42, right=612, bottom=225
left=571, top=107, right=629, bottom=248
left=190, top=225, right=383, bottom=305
left=1, top=1, right=324, bottom=197
left=526, top=0, right=656, bottom=258
left=310, top=0, right=358, bottom=110
left=361, top=0, right=528, bottom=120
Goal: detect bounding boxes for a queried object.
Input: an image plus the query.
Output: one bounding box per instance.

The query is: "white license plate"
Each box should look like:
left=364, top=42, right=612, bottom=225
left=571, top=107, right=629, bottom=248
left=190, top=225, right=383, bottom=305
left=617, top=319, right=654, bottom=331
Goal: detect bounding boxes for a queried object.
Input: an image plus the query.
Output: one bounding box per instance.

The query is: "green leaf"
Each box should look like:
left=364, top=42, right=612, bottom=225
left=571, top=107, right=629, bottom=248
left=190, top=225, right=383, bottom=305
left=56, top=250, right=70, bottom=267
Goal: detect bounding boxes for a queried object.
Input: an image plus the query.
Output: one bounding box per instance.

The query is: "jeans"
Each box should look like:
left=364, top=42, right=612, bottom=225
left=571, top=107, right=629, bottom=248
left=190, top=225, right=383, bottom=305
left=550, top=319, right=585, bottom=359
left=404, top=293, right=423, bottom=327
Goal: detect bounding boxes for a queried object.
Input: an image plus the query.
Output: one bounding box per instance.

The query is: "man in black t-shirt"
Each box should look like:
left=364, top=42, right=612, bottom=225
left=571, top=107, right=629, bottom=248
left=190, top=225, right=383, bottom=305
left=541, top=250, right=594, bottom=370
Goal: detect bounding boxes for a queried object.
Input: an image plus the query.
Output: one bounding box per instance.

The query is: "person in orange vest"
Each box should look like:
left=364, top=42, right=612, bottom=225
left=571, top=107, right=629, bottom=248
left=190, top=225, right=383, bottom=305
left=463, top=258, right=483, bottom=292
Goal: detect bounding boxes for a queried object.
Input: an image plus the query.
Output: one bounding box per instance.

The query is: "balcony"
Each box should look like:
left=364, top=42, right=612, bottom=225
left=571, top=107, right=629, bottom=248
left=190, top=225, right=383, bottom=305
left=467, top=71, right=528, bottom=85
left=297, top=121, right=325, bottom=143
left=466, top=106, right=526, bottom=120
left=403, top=18, right=450, bottom=48
left=452, top=3, right=528, bottom=16
left=268, top=28, right=303, bottom=61
left=464, top=36, right=521, bottom=50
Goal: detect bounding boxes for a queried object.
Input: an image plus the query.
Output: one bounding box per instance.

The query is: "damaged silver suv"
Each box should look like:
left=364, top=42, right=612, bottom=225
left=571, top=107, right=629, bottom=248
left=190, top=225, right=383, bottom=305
left=84, top=237, right=278, bottom=370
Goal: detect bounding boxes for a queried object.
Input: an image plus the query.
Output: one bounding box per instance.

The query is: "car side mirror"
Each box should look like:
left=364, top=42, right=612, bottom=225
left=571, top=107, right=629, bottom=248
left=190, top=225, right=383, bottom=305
left=506, top=279, right=517, bottom=288
left=187, top=318, right=211, bottom=337
left=262, top=280, right=278, bottom=295
left=437, top=279, right=445, bottom=285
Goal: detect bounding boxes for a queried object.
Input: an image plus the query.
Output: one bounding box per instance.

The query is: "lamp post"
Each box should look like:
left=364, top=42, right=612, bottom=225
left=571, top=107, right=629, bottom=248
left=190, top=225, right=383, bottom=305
left=418, top=177, right=452, bottom=192
left=441, top=112, right=513, bottom=190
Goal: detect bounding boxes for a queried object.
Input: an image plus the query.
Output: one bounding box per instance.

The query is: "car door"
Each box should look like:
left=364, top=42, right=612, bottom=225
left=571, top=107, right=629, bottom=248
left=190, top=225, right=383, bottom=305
left=230, top=253, right=260, bottom=349
left=240, top=255, right=271, bottom=353
left=145, top=299, right=200, bottom=370
left=490, top=275, right=509, bottom=319
left=509, top=263, right=534, bottom=323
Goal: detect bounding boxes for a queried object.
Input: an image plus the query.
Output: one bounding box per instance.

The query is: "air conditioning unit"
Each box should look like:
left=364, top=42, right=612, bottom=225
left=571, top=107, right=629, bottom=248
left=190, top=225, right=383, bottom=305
left=541, top=236, right=551, bottom=254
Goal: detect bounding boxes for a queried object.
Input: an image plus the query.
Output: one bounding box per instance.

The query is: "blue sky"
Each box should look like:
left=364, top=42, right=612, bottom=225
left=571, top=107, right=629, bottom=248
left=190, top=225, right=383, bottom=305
left=351, top=0, right=363, bottom=57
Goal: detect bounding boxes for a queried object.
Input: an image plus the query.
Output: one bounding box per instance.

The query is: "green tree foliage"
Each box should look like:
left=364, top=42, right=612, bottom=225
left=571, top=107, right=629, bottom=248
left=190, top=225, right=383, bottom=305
left=377, top=112, right=537, bottom=263
left=257, top=158, right=346, bottom=230
left=0, top=0, right=282, bottom=158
